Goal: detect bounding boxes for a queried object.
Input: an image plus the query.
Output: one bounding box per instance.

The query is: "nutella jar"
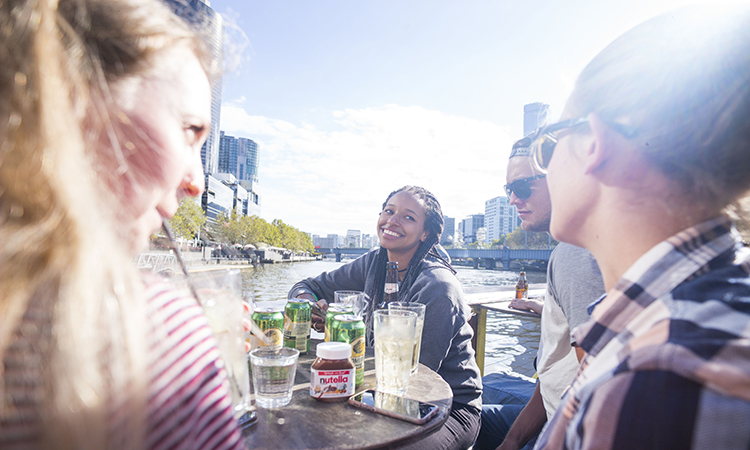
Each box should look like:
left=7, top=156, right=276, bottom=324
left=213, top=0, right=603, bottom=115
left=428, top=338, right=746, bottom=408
left=310, top=342, right=355, bottom=402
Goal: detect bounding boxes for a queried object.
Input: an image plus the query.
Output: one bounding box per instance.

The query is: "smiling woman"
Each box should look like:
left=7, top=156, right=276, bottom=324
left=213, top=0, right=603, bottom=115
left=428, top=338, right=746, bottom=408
left=289, top=186, right=483, bottom=450
left=376, top=190, right=429, bottom=269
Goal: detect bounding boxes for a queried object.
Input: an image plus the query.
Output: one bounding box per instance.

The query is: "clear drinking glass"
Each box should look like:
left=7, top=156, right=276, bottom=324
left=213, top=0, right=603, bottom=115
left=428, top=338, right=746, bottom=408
left=334, top=290, right=366, bottom=318
left=190, top=269, right=253, bottom=420
left=388, top=302, right=426, bottom=374
left=373, top=309, right=417, bottom=396
left=249, top=347, right=300, bottom=408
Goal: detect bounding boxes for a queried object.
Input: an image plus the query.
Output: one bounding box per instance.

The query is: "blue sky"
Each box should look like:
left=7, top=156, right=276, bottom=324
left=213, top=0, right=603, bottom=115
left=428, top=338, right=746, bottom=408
left=211, top=0, right=742, bottom=236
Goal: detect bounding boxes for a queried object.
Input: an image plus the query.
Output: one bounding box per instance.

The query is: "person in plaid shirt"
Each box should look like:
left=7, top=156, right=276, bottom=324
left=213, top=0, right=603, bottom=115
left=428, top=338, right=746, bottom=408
left=527, top=5, right=750, bottom=450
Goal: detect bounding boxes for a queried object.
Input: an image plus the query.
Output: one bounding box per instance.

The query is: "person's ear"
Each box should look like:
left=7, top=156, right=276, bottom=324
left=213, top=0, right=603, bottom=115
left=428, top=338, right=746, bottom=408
left=582, top=113, right=615, bottom=175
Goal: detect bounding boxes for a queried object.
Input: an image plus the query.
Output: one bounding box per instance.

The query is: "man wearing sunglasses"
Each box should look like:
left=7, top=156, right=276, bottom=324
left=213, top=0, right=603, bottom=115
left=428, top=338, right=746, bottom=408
left=475, top=137, right=605, bottom=450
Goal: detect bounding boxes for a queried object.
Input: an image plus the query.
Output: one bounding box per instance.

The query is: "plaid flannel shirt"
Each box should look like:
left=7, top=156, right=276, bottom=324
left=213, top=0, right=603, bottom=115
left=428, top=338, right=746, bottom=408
left=535, top=216, right=750, bottom=450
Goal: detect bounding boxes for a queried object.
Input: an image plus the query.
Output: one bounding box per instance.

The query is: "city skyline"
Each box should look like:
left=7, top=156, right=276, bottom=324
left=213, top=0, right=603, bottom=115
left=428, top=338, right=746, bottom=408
left=209, top=0, right=736, bottom=236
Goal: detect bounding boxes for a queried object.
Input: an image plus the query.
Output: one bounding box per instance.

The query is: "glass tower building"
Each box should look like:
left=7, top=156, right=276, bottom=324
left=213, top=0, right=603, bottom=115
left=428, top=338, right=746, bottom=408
left=163, top=0, right=224, bottom=175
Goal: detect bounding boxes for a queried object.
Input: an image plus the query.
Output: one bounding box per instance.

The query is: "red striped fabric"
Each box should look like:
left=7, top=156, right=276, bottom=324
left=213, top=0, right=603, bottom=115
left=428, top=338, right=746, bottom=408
left=142, top=275, right=244, bottom=450
left=0, top=274, right=245, bottom=450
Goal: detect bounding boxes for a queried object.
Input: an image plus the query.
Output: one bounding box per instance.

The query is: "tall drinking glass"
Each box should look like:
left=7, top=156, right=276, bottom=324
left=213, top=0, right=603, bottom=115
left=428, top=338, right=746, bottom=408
left=388, top=302, right=425, bottom=374
left=190, top=269, right=254, bottom=422
left=373, top=309, right=417, bottom=396
left=334, top=290, right=365, bottom=317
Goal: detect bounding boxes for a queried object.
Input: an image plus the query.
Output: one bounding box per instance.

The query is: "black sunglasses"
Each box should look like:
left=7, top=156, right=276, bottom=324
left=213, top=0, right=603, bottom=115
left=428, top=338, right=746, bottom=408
left=504, top=174, right=546, bottom=200
left=531, top=117, right=637, bottom=173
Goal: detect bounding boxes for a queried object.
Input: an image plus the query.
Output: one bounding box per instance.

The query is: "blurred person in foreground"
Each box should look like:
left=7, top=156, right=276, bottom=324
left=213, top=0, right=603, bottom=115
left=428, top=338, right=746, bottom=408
left=474, top=140, right=604, bottom=450
left=533, top=5, right=750, bottom=449
left=0, top=0, right=244, bottom=449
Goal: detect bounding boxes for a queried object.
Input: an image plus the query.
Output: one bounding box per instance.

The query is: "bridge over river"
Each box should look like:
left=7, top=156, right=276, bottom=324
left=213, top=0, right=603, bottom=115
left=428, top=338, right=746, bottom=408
left=315, top=247, right=553, bottom=270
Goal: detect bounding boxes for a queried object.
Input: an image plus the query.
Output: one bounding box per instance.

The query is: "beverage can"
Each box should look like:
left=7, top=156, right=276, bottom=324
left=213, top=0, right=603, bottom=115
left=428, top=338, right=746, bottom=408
left=283, top=300, right=311, bottom=353
left=251, top=307, right=283, bottom=350
left=331, top=314, right=366, bottom=386
left=324, top=304, right=353, bottom=342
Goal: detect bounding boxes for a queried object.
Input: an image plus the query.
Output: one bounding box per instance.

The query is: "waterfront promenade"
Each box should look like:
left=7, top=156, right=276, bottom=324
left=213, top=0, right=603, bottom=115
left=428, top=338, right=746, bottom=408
left=137, top=248, right=316, bottom=273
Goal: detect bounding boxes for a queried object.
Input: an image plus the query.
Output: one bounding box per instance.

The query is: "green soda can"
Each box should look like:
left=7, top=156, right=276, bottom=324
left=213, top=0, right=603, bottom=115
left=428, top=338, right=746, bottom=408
left=283, top=299, right=311, bottom=353
left=331, top=314, right=366, bottom=386
left=324, top=304, right=353, bottom=342
left=250, top=307, right=283, bottom=350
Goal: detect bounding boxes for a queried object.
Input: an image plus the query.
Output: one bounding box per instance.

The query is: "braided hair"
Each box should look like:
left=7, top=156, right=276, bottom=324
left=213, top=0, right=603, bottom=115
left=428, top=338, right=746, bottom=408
left=364, top=186, right=455, bottom=343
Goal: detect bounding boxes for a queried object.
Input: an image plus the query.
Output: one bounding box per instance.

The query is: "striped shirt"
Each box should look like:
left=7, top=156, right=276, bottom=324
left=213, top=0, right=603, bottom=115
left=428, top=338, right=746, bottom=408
left=0, top=274, right=244, bottom=450
left=535, top=217, right=750, bottom=450
left=142, top=274, right=244, bottom=450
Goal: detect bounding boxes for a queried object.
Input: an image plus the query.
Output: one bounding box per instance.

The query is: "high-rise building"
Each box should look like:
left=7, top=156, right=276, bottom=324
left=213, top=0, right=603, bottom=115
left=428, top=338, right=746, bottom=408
left=441, top=216, right=455, bottom=245
left=202, top=175, right=234, bottom=223
left=484, top=196, right=518, bottom=244
left=216, top=132, right=261, bottom=217
left=313, top=234, right=340, bottom=248
left=345, top=230, right=361, bottom=248
left=244, top=139, right=259, bottom=184
left=239, top=180, right=261, bottom=217
left=164, top=0, right=224, bottom=175
left=328, top=234, right=341, bottom=248
left=461, top=214, right=485, bottom=244
left=201, top=173, right=260, bottom=223
left=361, top=234, right=377, bottom=248
left=217, top=131, right=236, bottom=174
left=218, top=132, right=259, bottom=183
left=523, top=102, right=550, bottom=136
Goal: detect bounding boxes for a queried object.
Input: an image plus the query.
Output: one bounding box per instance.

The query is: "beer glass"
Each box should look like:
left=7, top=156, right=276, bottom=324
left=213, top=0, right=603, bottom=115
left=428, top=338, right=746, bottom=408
left=373, top=309, right=417, bottom=396
left=190, top=269, right=254, bottom=422
left=388, top=302, right=425, bottom=374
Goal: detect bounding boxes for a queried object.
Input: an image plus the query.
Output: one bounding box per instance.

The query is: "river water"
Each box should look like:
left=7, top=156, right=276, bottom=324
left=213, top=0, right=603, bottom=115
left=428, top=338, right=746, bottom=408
left=241, top=260, right=545, bottom=378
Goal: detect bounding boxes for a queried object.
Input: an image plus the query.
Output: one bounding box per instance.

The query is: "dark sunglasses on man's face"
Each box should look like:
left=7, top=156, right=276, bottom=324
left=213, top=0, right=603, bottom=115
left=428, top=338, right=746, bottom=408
left=504, top=174, right=546, bottom=200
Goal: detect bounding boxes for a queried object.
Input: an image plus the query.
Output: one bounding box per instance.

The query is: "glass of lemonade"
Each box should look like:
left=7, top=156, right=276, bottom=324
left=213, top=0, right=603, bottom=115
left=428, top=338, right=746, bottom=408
left=373, top=309, right=417, bottom=396
left=190, top=269, right=253, bottom=420
left=388, top=302, right=425, bottom=374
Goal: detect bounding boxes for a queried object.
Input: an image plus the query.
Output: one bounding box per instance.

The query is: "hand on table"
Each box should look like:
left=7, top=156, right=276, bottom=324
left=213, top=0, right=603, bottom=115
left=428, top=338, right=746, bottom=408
left=294, top=294, right=327, bottom=333
left=310, top=299, right=328, bottom=333
left=509, top=297, right=543, bottom=315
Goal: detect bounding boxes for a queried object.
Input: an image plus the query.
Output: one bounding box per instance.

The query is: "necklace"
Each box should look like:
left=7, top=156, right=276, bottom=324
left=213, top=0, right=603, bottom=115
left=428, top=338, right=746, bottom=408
left=398, top=267, right=408, bottom=273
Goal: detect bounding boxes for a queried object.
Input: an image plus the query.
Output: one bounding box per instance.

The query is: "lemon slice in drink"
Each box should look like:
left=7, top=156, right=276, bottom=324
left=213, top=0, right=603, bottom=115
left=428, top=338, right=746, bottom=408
left=262, top=328, right=283, bottom=347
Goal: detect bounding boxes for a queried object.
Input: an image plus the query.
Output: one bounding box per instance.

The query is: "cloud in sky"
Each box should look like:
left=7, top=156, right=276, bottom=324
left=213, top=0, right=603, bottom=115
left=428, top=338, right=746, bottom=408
left=221, top=102, right=514, bottom=236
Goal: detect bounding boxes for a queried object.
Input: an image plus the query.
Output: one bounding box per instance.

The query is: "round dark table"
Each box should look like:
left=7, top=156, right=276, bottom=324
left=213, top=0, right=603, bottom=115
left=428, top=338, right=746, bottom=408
left=242, top=339, right=453, bottom=450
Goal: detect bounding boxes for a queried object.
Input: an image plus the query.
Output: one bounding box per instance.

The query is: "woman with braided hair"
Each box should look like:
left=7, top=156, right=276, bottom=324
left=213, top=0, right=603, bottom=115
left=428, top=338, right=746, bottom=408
left=290, top=186, right=482, bottom=450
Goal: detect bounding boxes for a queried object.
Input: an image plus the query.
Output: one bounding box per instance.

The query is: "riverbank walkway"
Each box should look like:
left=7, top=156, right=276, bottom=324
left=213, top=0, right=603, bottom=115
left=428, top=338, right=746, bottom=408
left=138, top=249, right=316, bottom=274
left=466, top=285, right=544, bottom=376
